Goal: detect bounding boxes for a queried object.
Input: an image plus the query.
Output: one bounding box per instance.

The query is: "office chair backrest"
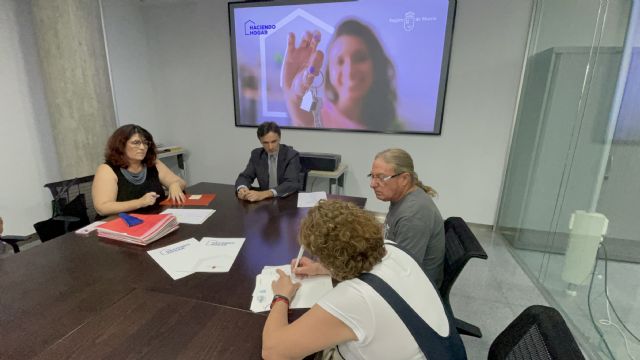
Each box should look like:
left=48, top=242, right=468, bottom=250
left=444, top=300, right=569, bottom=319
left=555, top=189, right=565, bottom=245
left=488, top=305, right=585, bottom=360
left=35, top=175, right=95, bottom=242
left=440, top=217, right=489, bottom=304
left=44, top=175, right=96, bottom=222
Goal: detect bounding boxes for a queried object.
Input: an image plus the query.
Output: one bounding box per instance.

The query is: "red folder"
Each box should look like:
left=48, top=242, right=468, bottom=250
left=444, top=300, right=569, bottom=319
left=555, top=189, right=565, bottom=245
left=97, top=213, right=178, bottom=245
left=159, top=193, right=216, bottom=206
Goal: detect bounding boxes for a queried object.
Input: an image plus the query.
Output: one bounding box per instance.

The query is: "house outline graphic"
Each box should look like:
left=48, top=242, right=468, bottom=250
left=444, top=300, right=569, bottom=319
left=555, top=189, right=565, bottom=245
left=244, top=20, right=256, bottom=35
left=258, top=9, right=334, bottom=118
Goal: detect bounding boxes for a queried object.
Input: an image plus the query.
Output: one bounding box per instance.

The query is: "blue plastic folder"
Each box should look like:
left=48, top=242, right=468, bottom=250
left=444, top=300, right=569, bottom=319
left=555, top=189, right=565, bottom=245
left=118, top=213, right=144, bottom=227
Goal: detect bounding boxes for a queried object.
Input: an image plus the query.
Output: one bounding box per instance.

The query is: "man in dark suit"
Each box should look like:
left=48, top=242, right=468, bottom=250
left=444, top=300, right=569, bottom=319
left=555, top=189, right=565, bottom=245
left=235, top=121, right=302, bottom=202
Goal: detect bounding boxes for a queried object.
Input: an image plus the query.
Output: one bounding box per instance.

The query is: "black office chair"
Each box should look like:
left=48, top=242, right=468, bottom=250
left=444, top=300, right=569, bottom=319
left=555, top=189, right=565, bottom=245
left=43, top=175, right=96, bottom=220
left=489, top=305, right=585, bottom=360
left=33, top=175, right=95, bottom=241
left=440, top=217, right=488, bottom=338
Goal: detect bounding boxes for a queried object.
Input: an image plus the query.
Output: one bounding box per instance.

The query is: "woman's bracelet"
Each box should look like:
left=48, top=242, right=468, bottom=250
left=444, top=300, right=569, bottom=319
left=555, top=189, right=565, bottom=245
left=270, top=294, right=290, bottom=309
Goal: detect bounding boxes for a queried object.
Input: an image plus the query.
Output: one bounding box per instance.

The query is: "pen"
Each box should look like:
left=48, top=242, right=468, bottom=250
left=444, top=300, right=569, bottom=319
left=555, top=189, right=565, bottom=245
left=291, top=245, right=305, bottom=282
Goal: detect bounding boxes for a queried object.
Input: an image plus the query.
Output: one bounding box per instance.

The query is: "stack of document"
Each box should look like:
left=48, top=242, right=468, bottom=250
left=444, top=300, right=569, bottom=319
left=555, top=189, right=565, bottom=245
left=97, top=213, right=178, bottom=245
left=250, top=265, right=333, bottom=312
left=147, top=237, right=245, bottom=280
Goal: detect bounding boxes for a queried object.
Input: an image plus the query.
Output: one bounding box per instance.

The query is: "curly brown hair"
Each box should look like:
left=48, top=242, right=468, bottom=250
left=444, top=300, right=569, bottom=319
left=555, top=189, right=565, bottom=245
left=299, top=200, right=385, bottom=281
left=104, top=124, right=157, bottom=168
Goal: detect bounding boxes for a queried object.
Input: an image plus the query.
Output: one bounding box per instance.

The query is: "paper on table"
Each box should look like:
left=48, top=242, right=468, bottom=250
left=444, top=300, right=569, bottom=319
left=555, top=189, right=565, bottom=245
left=147, top=238, right=200, bottom=280
left=297, top=191, right=327, bottom=208
left=159, top=193, right=216, bottom=206
left=161, top=208, right=215, bottom=225
left=250, top=265, right=333, bottom=312
left=191, top=237, right=245, bottom=273
left=250, top=274, right=272, bottom=312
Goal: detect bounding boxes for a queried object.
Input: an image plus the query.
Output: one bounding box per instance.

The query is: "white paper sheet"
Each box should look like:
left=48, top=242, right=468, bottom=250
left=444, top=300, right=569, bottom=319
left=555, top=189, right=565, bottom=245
left=160, top=208, right=215, bottom=225
left=297, top=191, right=327, bottom=208
left=147, top=238, right=200, bottom=280
left=191, top=237, right=245, bottom=273
left=250, top=264, right=333, bottom=312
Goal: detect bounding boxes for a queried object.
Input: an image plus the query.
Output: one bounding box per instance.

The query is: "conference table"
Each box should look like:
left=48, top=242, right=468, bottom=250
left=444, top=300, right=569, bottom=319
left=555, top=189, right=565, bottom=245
left=0, top=183, right=366, bottom=359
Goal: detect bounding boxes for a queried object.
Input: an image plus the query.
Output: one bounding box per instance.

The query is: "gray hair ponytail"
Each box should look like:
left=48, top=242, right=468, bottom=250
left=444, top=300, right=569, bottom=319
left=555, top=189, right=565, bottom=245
left=375, top=148, right=437, bottom=197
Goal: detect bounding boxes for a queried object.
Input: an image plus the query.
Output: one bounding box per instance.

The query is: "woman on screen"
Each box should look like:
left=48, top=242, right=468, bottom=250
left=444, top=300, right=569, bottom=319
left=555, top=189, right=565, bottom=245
left=261, top=200, right=466, bottom=360
left=92, top=124, right=186, bottom=217
left=282, top=19, right=400, bottom=132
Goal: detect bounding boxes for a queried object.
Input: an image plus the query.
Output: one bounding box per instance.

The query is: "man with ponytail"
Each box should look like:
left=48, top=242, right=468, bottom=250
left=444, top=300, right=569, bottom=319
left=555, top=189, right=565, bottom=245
left=292, top=148, right=445, bottom=288
left=368, top=148, right=445, bottom=287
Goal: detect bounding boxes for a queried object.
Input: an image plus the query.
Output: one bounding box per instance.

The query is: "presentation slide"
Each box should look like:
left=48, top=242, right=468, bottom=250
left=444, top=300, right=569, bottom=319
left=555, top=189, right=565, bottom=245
left=229, top=0, right=454, bottom=134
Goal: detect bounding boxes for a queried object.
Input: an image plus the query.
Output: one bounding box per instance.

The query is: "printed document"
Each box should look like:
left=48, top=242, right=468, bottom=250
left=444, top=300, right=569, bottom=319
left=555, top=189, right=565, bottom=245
left=297, top=191, right=327, bottom=208
left=147, top=238, right=200, bottom=280
left=250, top=265, right=333, bottom=312
left=191, top=237, right=245, bottom=273
left=161, top=208, right=215, bottom=225
left=148, top=237, right=245, bottom=279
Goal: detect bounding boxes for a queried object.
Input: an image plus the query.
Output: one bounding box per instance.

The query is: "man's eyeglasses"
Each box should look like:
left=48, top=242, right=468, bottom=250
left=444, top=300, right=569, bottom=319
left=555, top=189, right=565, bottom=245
left=129, top=139, right=150, bottom=148
left=367, top=172, right=404, bottom=183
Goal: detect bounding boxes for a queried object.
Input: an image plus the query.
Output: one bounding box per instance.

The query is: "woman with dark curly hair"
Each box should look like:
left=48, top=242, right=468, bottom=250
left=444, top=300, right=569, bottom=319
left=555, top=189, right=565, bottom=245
left=262, top=200, right=466, bottom=360
left=91, top=124, right=186, bottom=216
left=282, top=19, right=399, bottom=131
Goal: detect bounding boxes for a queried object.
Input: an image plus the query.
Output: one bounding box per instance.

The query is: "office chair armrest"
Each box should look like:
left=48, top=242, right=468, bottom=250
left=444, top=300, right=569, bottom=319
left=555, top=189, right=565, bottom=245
left=1, top=235, right=30, bottom=254
left=2, top=235, right=28, bottom=240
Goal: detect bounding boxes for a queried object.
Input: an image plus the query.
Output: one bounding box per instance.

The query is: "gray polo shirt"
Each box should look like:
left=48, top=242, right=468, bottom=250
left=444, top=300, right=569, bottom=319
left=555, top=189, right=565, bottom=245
left=384, top=188, right=445, bottom=287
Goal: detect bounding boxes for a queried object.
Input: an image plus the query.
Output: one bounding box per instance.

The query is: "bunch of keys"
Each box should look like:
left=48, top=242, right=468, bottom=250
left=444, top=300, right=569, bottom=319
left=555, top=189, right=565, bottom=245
left=299, top=71, right=324, bottom=127
left=300, top=87, right=318, bottom=113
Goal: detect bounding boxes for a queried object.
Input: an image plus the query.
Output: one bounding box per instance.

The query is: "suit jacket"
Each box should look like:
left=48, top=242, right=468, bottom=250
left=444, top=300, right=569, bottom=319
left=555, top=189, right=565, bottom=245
left=235, top=144, right=302, bottom=197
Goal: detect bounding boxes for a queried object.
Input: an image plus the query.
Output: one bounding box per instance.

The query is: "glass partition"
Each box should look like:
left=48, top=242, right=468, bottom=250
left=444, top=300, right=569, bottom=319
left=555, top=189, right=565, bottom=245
left=497, top=0, right=638, bottom=358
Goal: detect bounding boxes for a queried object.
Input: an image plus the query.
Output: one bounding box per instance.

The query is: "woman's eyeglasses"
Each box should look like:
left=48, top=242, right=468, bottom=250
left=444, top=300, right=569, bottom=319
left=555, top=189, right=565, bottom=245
left=129, top=139, right=150, bottom=148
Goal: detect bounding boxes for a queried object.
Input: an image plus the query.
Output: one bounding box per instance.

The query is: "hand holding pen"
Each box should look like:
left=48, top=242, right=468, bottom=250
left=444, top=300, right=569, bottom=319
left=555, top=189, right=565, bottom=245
left=290, top=253, right=331, bottom=279
left=139, top=192, right=160, bottom=208
left=290, top=246, right=305, bottom=283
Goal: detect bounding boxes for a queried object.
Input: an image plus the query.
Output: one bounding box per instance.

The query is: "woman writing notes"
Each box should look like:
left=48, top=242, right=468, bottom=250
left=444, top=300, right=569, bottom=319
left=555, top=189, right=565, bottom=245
left=282, top=19, right=400, bottom=132
left=92, top=124, right=186, bottom=217
left=262, top=200, right=466, bottom=360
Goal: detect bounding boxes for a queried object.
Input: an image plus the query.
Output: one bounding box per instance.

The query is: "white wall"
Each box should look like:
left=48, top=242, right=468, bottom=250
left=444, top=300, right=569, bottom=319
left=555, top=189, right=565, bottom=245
left=101, top=0, right=159, bottom=129
left=103, top=0, right=534, bottom=225
left=0, top=0, right=59, bottom=234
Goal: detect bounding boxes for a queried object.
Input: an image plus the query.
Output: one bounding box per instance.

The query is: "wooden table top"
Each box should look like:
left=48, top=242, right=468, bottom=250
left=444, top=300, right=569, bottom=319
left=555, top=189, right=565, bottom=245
left=33, top=289, right=266, bottom=360
left=0, top=182, right=366, bottom=359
